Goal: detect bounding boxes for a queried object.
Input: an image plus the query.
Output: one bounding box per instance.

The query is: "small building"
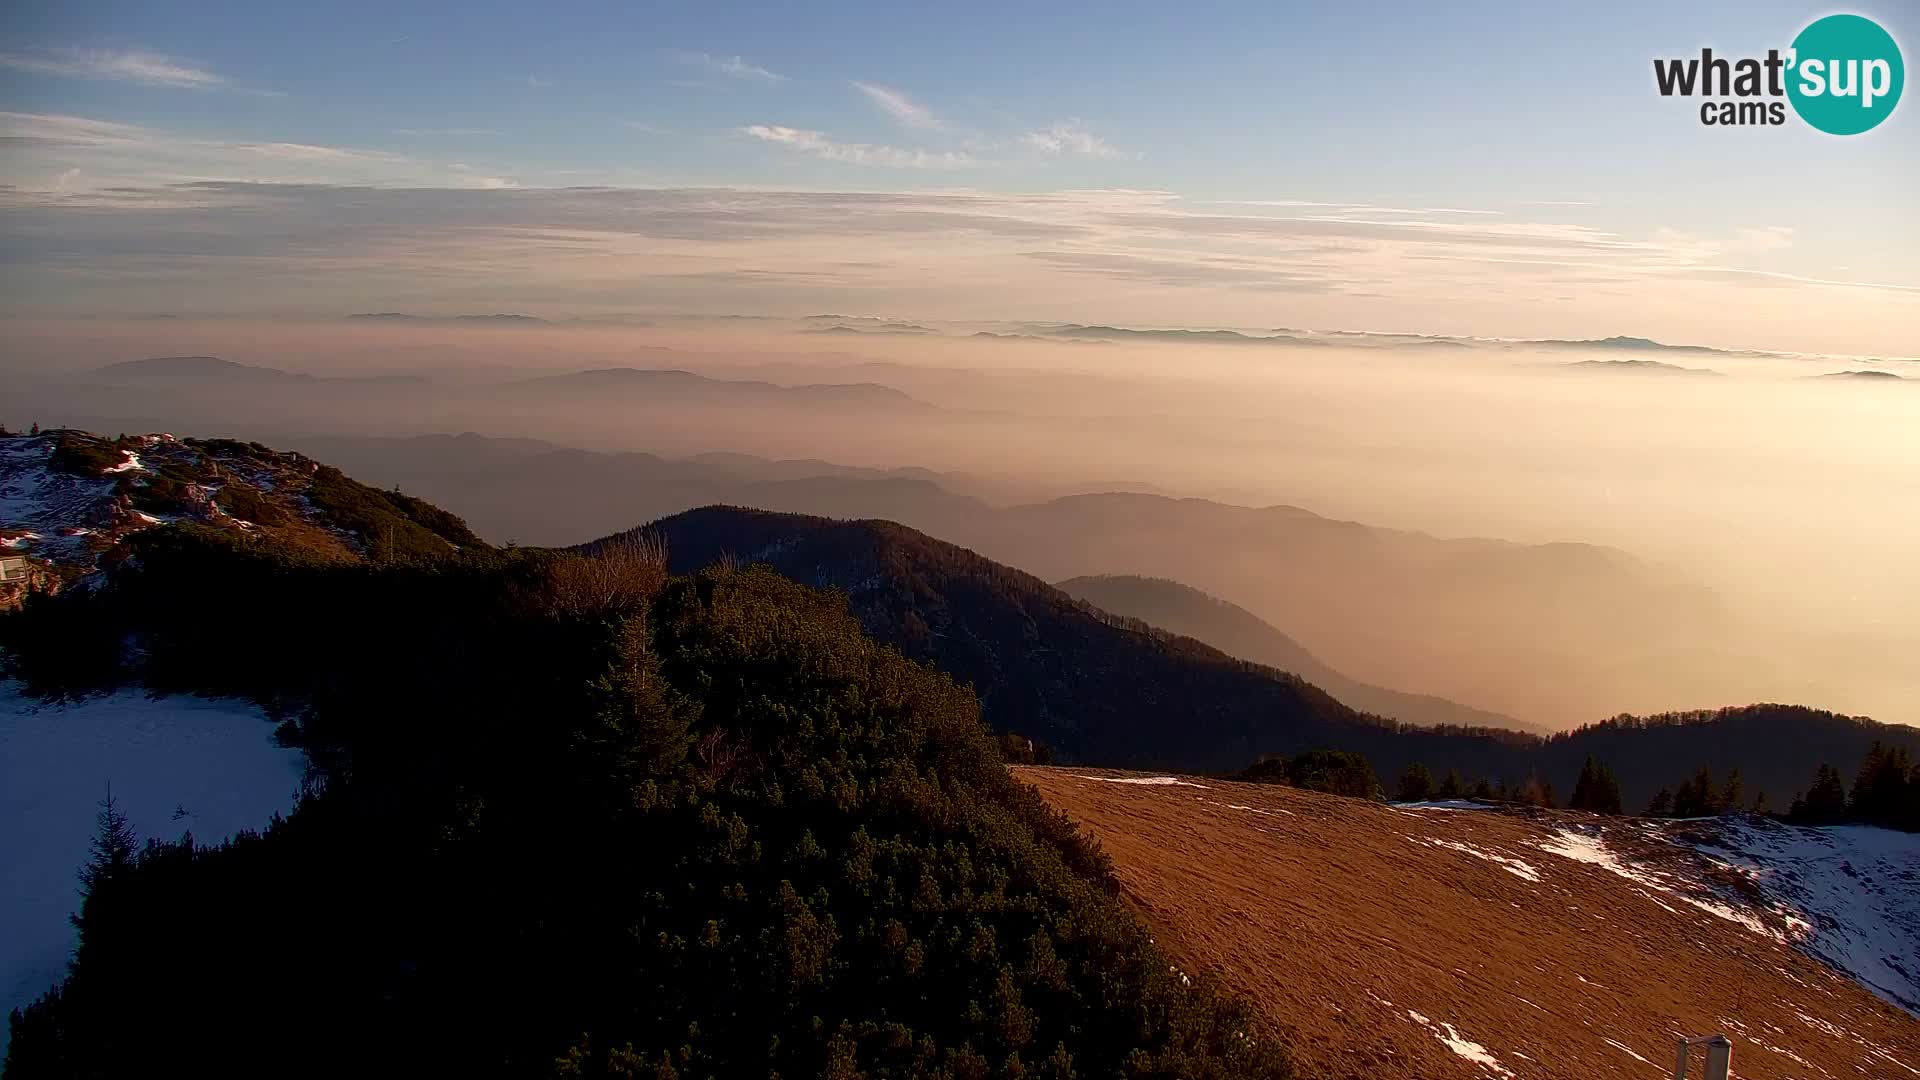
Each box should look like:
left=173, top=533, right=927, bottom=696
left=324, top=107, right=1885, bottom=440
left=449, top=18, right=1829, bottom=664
left=0, top=554, right=31, bottom=582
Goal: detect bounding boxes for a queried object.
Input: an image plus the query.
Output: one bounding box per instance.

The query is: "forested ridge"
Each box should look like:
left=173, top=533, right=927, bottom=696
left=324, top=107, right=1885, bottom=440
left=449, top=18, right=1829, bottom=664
left=0, top=525, right=1286, bottom=1079
left=627, top=507, right=1920, bottom=809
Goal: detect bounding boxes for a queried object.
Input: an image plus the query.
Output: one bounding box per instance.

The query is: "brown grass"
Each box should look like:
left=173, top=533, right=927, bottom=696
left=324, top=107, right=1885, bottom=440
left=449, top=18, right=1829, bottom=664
left=1014, top=766, right=1919, bottom=1080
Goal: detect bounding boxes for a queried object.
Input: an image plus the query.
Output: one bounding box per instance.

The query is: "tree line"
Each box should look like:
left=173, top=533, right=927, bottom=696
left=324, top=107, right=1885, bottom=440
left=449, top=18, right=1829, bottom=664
left=2, top=525, right=1291, bottom=1078
left=1374, top=743, right=1918, bottom=831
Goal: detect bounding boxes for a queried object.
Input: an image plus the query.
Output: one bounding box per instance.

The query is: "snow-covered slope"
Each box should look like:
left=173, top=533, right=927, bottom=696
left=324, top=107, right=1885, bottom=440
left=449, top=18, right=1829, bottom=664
left=1, top=430, right=331, bottom=586
left=2, top=429, right=484, bottom=604
left=0, top=681, right=305, bottom=1052
left=1681, top=816, right=1920, bottom=1015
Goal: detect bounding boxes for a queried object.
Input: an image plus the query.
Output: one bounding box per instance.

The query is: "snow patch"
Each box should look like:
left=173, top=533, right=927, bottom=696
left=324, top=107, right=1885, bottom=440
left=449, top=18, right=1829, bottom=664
left=1075, top=775, right=1209, bottom=788
left=1684, top=818, right=1920, bottom=1015
left=1403, top=1009, right=1512, bottom=1078
left=0, top=680, right=306, bottom=1054
left=1602, top=1037, right=1652, bottom=1064
left=1536, top=827, right=1780, bottom=940
left=1413, top=836, right=1541, bottom=882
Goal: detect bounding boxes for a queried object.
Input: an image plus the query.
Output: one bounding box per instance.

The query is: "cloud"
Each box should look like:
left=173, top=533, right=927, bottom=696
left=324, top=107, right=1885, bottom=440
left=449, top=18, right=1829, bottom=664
left=233, top=142, right=402, bottom=162
left=1199, top=199, right=1501, bottom=217
left=1023, top=249, right=1337, bottom=292
left=526, top=74, right=551, bottom=88
left=1020, top=122, right=1123, bottom=159
left=392, top=128, right=503, bottom=137
left=741, top=124, right=975, bottom=169
left=0, top=48, right=225, bottom=89
left=0, top=112, right=489, bottom=193
left=448, top=163, right=517, bottom=189
left=0, top=180, right=1910, bottom=356
left=671, top=51, right=784, bottom=83
left=0, top=111, right=147, bottom=148
left=852, top=82, right=938, bottom=128
left=1729, top=226, right=1794, bottom=253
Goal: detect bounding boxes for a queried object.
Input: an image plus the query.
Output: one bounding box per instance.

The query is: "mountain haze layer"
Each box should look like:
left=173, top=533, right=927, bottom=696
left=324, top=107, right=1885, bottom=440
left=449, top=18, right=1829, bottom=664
left=1057, top=574, right=1540, bottom=732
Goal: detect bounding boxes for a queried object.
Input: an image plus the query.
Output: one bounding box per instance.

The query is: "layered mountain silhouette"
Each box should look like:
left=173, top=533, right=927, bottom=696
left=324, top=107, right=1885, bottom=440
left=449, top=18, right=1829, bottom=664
left=1057, top=574, right=1541, bottom=732
left=93, top=356, right=424, bottom=385
left=501, top=367, right=925, bottom=408
left=255, top=432, right=1751, bottom=726
left=606, top=505, right=1918, bottom=806
left=1561, top=358, right=1721, bottom=375
left=618, top=506, right=1511, bottom=777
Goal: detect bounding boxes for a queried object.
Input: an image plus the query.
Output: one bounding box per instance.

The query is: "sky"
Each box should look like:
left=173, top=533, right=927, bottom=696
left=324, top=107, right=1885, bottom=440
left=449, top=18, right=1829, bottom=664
left=1, top=0, right=1916, bottom=354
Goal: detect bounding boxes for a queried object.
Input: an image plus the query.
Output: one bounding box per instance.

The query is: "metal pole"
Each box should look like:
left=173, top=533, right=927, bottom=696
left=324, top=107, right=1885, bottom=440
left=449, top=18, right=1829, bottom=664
left=1704, top=1036, right=1733, bottom=1080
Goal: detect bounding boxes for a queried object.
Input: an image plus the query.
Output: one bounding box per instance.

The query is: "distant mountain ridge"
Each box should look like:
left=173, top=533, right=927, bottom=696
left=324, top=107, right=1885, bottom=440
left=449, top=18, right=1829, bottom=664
left=93, top=356, right=425, bottom=385
left=254, top=430, right=1748, bottom=727
left=1816, top=369, right=1903, bottom=380
left=1560, top=358, right=1722, bottom=375
left=504, top=367, right=923, bottom=407
left=1057, top=574, right=1543, bottom=732
left=345, top=312, right=550, bottom=325
left=603, top=505, right=1919, bottom=805
left=787, top=318, right=1811, bottom=361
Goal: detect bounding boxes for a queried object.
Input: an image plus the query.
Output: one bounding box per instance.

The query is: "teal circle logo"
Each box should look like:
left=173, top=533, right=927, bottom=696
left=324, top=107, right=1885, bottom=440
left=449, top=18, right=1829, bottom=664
left=1787, top=14, right=1904, bottom=134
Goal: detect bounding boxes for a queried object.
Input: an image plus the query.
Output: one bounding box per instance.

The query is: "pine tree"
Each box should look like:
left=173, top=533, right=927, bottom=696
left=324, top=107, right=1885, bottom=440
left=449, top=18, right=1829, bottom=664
left=79, top=791, right=138, bottom=902
left=1568, top=756, right=1624, bottom=815
left=1436, top=769, right=1464, bottom=800
left=70, top=792, right=140, bottom=968
left=1645, top=787, right=1674, bottom=817
left=1849, top=742, right=1913, bottom=826
left=1397, top=763, right=1433, bottom=802
left=1792, top=763, right=1848, bottom=824
left=1671, top=767, right=1718, bottom=817
left=1903, top=763, right=1920, bottom=832
left=1718, top=768, right=1744, bottom=815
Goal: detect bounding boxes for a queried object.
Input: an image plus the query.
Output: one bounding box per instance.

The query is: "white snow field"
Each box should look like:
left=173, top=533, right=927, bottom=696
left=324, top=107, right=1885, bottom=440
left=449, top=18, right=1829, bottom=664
left=1533, top=815, right=1920, bottom=1018
left=0, top=680, right=305, bottom=1051
left=1685, top=816, right=1920, bottom=1016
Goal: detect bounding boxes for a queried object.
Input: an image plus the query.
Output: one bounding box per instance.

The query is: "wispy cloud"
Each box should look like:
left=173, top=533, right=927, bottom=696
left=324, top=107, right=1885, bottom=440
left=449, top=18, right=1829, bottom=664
left=233, top=142, right=402, bottom=162
left=741, top=124, right=974, bottom=169
left=1020, top=122, right=1123, bottom=159
left=671, top=51, right=784, bottom=83
left=1730, top=225, right=1794, bottom=253
left=526, top=74, right=551, bottom=88
left=0, top=48, right=226, bottom=88
left=0, top=111, right=147, bottom=147
left=447, top=163, right=517, bottom=189
left=2, top=182, right=1910, bottom=354
left=393, top=127, right=503, bottom=137
left=1199, top=199, right=1502, bottom=218
left=0, top=112, right=485, bottom=193
left=852, top=82, right=938, bottom=128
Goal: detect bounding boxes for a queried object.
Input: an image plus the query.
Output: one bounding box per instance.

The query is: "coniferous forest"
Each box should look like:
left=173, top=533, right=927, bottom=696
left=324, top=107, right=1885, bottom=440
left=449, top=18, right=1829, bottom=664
left=0, top=526, right=1287, bottom=1078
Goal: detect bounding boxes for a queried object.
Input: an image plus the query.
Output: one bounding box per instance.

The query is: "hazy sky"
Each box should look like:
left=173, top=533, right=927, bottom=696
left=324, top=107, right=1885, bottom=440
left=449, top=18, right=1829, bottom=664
left=1, top=1, right=1915, bottom=353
